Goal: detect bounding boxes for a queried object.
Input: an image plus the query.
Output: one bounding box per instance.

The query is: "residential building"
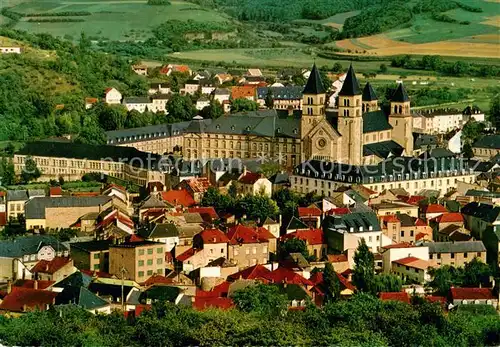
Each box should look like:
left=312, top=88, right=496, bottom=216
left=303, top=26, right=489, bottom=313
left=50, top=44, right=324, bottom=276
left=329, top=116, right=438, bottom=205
left=31, top=257, right=75, bottom=282
left=231, top=85, right=257, bottom=101
left=109, top=241, right=165, bottom=282
left=0, top=287, right=58, bottom=314
left=421, top=203, right=448, bottom=221
left=281, top=228, right=326, bottom=260
left=104, top=88, right=122, bottom=105
left=214, top=73, right=232, bottom=85
left=0, top=235, right=69, bottom=281
left=226, top=225, right=274, bottom=268
left=70, top=240, right=112, bottom=272
left=132, top=64, right=148, bottom=76
left=236, top=172, right=272, bottom=197
left=412, top=109, right=464, bottom=134
left=380, top=214, right=430, bottom=244
left=25, top=196, right=113, bottom=230
left=139, top=223, right=180, bottom=251
left=426, top=241, right=487, bottom=267
left=6, top=190, right=28, bottom=220
left=176, top=177, right=211, bottom=203
left=380, top=242, right=429, bottom=273
left=176, top=228, right=228, bottom=272
left=0, top=46, right=21, bottom=54
left=0, top=192, right=5, bottom=229
left=148, top=83, right=171, bottom=95
left=449, top=287, right=498, bottom=308
left=150, top=94, right=170, bottom=113
left=196, top=97, right=210, bottom=111
left=371, top=201, right=419, bottom=218
left=391, top=256, right=430, bottom=283
left=160, top=64, right=192, bottom=76
left=473, top=134, right=500, bottom=159
left=123, top=97, right=151, bottom=113
left=184, top=79, right=201, bottom=95
left=213, top=88, right=231, bottom=105
left=256, top=86, right=303, bottom=110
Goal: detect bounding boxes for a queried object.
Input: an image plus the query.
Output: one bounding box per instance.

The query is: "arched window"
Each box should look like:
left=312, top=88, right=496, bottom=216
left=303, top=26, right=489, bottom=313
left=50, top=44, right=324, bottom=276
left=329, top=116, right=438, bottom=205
left=347, top=99, right=350, bottom=107
left=399, top=105, right=403, bottom=114
left=394, top=105, right=397, bottom=114
left=346, top=110, right=350, bottom=117
left=362, top=104, right=365, bottom=112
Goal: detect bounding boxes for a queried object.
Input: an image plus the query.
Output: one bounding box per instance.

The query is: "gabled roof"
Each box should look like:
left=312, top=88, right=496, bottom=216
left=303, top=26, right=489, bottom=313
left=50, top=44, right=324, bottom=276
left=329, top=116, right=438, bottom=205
left=53, top=271, right=93, bottom=289
left=262, top=267, right=313, bottom=286
left=392, top=256, right=429, bottom=270
left=422, top=204, right=448, bottom=214
left=303, top=64, right=326, bottom=95
left=140, top=194, right=168, bottom=209
left=238, top=172, right=263, bottom=185
left=363, top=110, right=392, bottom=133
left=286, top=216, right=309, bottom=230
left=379, top=291, right=410, bottom=304
left=382, top=242, right=415, bottom=250
left=187, top=207, right=218, bottom=220
left=0, top=287, right=58, bottom=312
left=160, top=189, right=196, bottom=207
left=196, top=281, right=230, bottom=298
left=142, top=274, right=173, bottom=287
left=363, top=140, right=403, bottom=159
left=226, top=225, right=271, bottom=245
left=228, top=264, right=271, bottom=281
left=432, top=212, right=464, bottom=224
left=25, top=196, right=112, bottom=220
left=297, top=206, right=321, bottom=217
left=281, top=228, right=325, bottom=245
left=426, top=241, right=486, bottom=253
left=142, top=223, right=179, bottom=239
left=70, top=240, right=112, bottom=253
left=0, top=235, right=68, bottom=258
left=13, top=279, right=54, bottom=290
left=198, top=228, right=229, bottom=244
left=473, top=134, right=500, bottom=150
left=176, top=247, right=201, bottom=262
left=450, top=287, right=496, bottom=300
left=362, top=82, right=378, bottom=101
left=461, top=202, right=500, bottom=223
left=56, top=286, right=109, bottom=310
left=391, top=83, right=410, bottom=102
left=338, top=64, right=361, bottom=96
left=31, top=257, right=72, bottom=274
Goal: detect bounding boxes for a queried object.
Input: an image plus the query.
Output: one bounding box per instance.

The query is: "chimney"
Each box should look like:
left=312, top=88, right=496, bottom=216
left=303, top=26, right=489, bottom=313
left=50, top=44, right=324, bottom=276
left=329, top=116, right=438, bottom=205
left=33, top=280, right=38, bottom=290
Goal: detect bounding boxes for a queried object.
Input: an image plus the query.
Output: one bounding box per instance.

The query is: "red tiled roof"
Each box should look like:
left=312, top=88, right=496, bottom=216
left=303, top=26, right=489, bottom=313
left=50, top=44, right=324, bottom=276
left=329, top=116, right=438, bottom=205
left=176, top=247, right=201, bottom=262
left=31, top=257, right=72, bottom=274
left=80, top=270, right=113, bottom=278
left=49, top=186, right=62, bottom=196
left=327, top=254, right=348, bottom=263
left=125, top=234, right=144, bottom=243
left=400, top=195, right=426, bottom=206
left=256, top=226, right=276, bottom=240
left=188, top=207, right=218, bottom=219
left=231, top=86, right=257, bottom=99
left=0, top=287, right=58, bottom=312
left=199, top=228, right=229, bottom=244
left=379, top=291, right=410, bottom=304
left=228, top=264, right=271, bottom=281
left=193, top=297, right=234, bottom=311
left=380, top=215, right=400, bottom=224
left=433, top=212, right=464, bottom=224
left=174, top=65, right=190, bottom=73
left=13, top=279, right=54, bottom=290
left=227, top=225, right=271, bottom=245
left=85, top=97, right=98, bottom=104
left=196, top=281, right=230, bottom=298
left=450, top=287, right=496, bottom=300
left=141, top=274, right=173, bottom=287
left=161, top=189, right=196, bottom=207
left=415, top=218, right=427, bottom=226
left=0, top=212, right=6, bottom=227
left=415, top=232, right=428, bottom=241
left=297, top=207, right=322, bottom=217
left=183, top=178, right=211, bottom=193
left=382, top=242, right=415, bottom=250
left=104, top=88, right=114, bottom=94
left=426, top=295, right=446, bottom=305
left=281, top=228, right=325, bottom=245
left=326, top=207, right=351, bottom=215
left=0, top=191, right=5, bottom=197
left=422, top=204, right=448, bottom=214
left=124, top=304, right=151, bottom=318
left=262, top=267, right=313, bottom=286
left=341, top=268, right=353, bottom=276
left=309, top=271, right=355, bottom=291
left=238, top=172, right=262, bottom=185
left=392, top=256, right=429, bottom=270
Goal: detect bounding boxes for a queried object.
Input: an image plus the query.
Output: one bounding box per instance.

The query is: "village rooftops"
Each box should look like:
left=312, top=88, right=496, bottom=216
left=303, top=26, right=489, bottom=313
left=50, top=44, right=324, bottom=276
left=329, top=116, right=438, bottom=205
left=25, top=196, right=112, bottom=220
left=0, top=235, right=68, bottom=258
left=425, top=241, right=486, bottom=254
left=473, top=134, right=500, bottom=149
left=293, top=156, right=474, bottom=186
left=257, top=86, right=304, bottom=100
left=109, top=240, right=163, bottom=248
left=70, top=240, right=112, bottom=253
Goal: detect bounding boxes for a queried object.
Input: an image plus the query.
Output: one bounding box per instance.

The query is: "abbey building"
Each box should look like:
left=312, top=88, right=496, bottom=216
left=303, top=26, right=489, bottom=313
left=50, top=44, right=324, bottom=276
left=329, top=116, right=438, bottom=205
left=106, top=64, right=414, bottom=167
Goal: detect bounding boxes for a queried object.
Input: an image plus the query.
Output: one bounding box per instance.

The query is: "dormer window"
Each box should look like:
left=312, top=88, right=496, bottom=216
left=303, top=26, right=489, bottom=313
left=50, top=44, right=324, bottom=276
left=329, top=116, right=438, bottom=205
left=231, top=125, right=235, bottom=130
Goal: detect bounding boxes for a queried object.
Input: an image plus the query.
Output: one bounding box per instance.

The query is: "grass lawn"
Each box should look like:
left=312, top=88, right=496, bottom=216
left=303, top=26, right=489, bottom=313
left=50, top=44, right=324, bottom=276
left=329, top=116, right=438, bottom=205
left=11, top=0, right=232, bottom=41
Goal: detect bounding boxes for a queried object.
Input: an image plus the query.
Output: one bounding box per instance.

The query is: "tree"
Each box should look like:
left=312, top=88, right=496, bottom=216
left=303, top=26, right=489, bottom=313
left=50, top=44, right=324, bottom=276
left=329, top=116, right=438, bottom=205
left=323, top=262, right=341, bottom=301
left=200, top=100, right=224, bottom=119
left=489, top=94, right=500, bottom=130
left=200, top=187, right=232, bottom=213
left=235, top=194, right=279, bottom=222
left=166, top=94, right=196, bottom=121
left=0, top=157, right=15, bottom=186
left=228, top=183, right=238, bottom=199
left=379, top=63, right=388, bottom=73
left=463, top=142, right=474, bottom=159
left=264, top=88, right=274, bottom=109
left=462, top=257, right=491, bottom=287
left=332, top=62, right=343, bottom=73
left=372, top=274, right=402, bottom=293
left=427, top=265, right=463, bottom=296
left=76, top=116, right=107, bottom=145
left=232, top=283, right=288, bottom=317
left=230, top=98, right=259, bottom=113
left=278, top=238, right=309, bottom=259
left=352, top=238, right=375, bottom=293
left=21, top=156, right=41, bottom=183
left=91, top=102, right=127, bottom=131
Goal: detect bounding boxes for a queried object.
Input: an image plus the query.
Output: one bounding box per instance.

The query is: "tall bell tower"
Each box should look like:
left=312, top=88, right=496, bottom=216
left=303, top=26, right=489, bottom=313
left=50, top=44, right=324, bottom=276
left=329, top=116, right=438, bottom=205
left=337, top=64, right=363, bottom=166
left=300, top=64, right=327, bottom=138
left=389, top=83, right=413, bottom=154
left=362, top=82, right=379, bottom=112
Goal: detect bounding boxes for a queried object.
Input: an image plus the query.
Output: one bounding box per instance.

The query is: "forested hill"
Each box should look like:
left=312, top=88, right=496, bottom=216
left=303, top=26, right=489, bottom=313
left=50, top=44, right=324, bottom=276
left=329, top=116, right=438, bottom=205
left=193, top=0, right=391, bottom=22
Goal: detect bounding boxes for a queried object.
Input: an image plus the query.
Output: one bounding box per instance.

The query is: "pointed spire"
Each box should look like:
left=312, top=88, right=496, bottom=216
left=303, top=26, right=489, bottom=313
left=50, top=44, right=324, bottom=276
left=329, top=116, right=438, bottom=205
left=339, top=64, right=361, bottom=96
left=392, top=83, right=410, bottom=102
left=303, top=64, right=326, bottom=95
left=362, top=82, right=377, bottom=101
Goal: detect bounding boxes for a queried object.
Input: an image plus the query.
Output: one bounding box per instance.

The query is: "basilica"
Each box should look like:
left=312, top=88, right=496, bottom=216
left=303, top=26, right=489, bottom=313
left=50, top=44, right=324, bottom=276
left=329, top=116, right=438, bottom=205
left=106, top=64, right=414, bottom=167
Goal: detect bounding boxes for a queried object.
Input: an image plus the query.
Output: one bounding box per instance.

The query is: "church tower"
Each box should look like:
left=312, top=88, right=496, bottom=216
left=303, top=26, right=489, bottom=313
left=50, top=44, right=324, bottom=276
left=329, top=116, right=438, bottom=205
left=300, top=64, right=327, bottom=138
left=337, top=64, right=363, bottom=166
left=362, top=82, right=378, bottom=112
left=388, top=83, right=413, bottom=154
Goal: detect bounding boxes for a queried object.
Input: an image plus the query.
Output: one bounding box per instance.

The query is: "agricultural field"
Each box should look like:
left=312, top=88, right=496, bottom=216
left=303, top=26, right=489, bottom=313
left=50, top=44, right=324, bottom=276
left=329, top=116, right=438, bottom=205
left=7, top=0, right=232, bottom=41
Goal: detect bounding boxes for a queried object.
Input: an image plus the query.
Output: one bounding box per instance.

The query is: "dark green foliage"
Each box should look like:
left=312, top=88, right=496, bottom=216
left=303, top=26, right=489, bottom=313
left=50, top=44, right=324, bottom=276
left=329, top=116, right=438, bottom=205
left=0, top=157, right=15, bottom=186
left=21, top=156, right=41, bottom=183
left=323, top=262, right=341, bottom=301
left=379, top=63, right=388, bottom=73
left=166, top=94, right=197, bottom=121
left=279, top=238, right=309, bottom=259
left=26, top=18, right=85, bottom=23
left=490, top=94, right=500, bottom=130
left=232, top=284, right=288, bottom=316
left=230, top=98, right=259, bottom=113
left=199, top=100, right=223, bottom=119
left=264, top=88, right=273, bottom=109
left=235, top=194, right=279, bottom=221
left=352, top=238, right=375, bottom=293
